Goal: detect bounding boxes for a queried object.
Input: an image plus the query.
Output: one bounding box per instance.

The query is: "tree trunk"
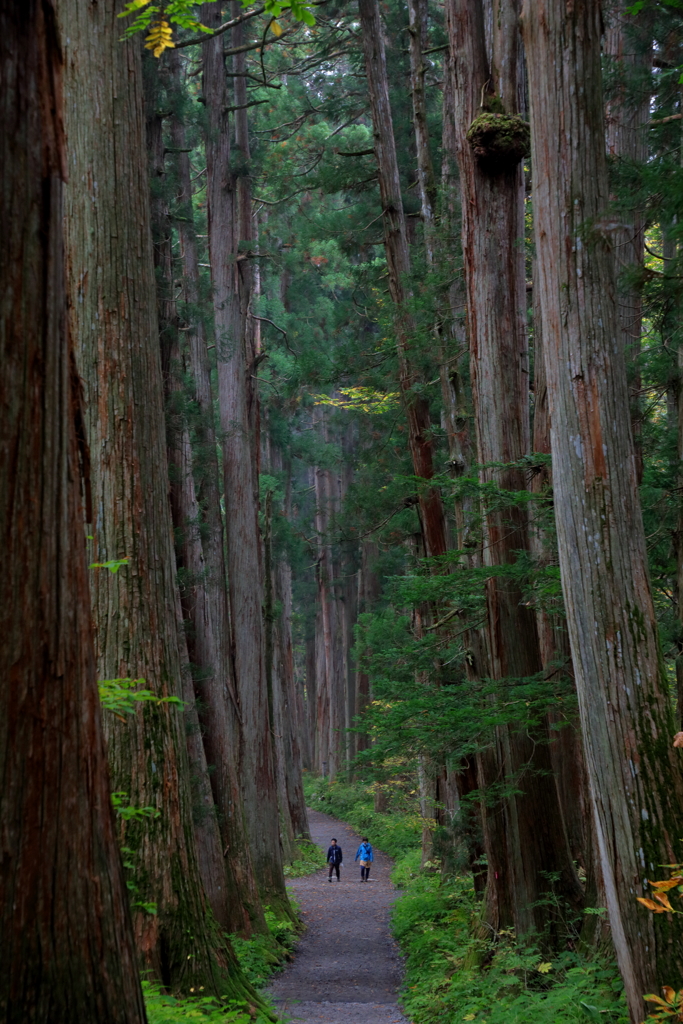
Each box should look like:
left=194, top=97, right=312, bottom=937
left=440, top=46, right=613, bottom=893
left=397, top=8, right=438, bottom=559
left=202, top=4, right=291, bottom=917
left=358, top=0, right=448, bottom=561
left=530, top=264, right=591, bottom=875
left=447, top=0, right=582, bottom=939
left=145, top=67, right=236, bottom=932
left=62, top=0, right=262, bottom=1000
left=407, top=0, right=437, bottom=246
left=522, top=1, right=683, bottom=1015
left=154, top=48, right=264, bottom=935
left=304, top=631, right=317, bottom=768
left=313, top=432, right=334, bottom=776
left=0, top=3, right=146, bottom=1019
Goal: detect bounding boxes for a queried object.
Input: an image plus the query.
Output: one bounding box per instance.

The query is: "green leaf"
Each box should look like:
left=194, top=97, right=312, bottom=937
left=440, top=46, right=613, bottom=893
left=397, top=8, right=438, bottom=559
left=89, top=555, right=129, bottom=573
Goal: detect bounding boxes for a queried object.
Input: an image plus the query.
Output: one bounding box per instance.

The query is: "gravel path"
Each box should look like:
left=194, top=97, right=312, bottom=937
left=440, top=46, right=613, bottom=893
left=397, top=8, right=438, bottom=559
left=267, top=808, right=411, bottom=1024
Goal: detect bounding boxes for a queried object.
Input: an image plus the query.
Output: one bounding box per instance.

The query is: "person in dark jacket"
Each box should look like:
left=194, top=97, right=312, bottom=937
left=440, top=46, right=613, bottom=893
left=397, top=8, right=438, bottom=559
left=327, top=838, right=343, bottom=881
left=355, top=838, right=374, bottom=881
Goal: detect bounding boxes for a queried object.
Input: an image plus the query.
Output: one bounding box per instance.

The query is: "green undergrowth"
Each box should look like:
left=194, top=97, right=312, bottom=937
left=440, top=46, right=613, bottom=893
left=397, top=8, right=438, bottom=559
left=393, top=860, right=628, bottom=1024
left=283, top=836, right=326, bottom=876
left=144, top=893, right=303, bottom=1021
left=229, top=905, right=298, bottom=989
left=143, top=980, right=272, bottom=1023
left=306, top=775, right=629, bottom=1024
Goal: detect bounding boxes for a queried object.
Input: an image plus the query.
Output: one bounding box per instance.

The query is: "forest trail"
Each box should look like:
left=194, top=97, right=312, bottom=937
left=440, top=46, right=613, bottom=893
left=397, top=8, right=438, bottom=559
left=267, top=808, right=410, bottom=1024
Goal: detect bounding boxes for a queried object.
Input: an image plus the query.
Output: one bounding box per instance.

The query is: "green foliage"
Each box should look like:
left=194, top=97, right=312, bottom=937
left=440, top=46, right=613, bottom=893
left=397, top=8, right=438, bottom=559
left=229, top=906, right=298, bottom=989
left=282, top=837, right=326, bottom=876
left=118, top=0, right=315, bottom=48
left=90, top=555, right=130, bottom=573
left=394, top=868, right=628, bottom=1024
left=111, top=791, right=161, bottom=822
left=143, top=980, right=268, bottom=1023
left=98, top=677, right=184, bottom=717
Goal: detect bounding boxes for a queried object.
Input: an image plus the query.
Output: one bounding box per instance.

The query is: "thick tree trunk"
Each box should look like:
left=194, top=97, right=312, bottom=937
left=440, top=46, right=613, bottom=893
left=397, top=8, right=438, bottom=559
left=62, top=1, right=262, bottom=1000
left=522, top=1, right=683, bottom=1015
left=154, top=49, right=264, bottom=935
left=203, top=5, right=290, bottom=917
left=146, top=73, right=236, bottom=931
left=447, top=0, right=582, bottom=938
left=358, top=0, right=448, bottom=561
left=0, top=4, right=146, bottom=1020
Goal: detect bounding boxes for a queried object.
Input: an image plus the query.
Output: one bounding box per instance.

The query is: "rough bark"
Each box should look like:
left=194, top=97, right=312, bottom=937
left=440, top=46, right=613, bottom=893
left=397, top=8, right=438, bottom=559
left=62, top=0, right=262, bottom=999
left=447, top=0, right=582, bottom=938
left=152, top=49, right=264, bottom=935
left=522, top=0, right=683, bottom=1015
left=145, top=69, right=234, bottom=930
left=358, top=0, right=448, bottom=561
left=202, top=4, right=290, bottom=916
left=0, top=3, right=146, bottom=1019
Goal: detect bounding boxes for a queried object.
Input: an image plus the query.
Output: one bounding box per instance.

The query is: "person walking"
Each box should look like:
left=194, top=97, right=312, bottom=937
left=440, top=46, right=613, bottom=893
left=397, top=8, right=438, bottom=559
left=327, top=838, right=343, bottom=882
left=355, top=837, right=374, bottom=882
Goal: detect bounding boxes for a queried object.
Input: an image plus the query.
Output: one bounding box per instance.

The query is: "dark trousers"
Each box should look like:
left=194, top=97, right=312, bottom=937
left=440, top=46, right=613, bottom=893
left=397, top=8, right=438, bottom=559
left=328, top=863, right=340, bottom=879
left=360, top=863, right=371, bottom=881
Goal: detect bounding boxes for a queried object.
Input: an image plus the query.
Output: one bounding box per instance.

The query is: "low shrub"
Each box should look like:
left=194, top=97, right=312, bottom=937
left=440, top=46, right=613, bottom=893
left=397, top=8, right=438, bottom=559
left=143, top=980, right=270, bottom=1023
left=229, top=904, right=298, bottom=989
left=283, top=837, right=326, bottom=877
left=392, top=869, right=629, bottom=1024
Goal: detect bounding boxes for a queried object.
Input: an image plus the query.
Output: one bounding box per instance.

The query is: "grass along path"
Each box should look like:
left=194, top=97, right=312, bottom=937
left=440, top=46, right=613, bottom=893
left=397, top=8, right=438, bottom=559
left=267, top=808, right=411, bottom=1024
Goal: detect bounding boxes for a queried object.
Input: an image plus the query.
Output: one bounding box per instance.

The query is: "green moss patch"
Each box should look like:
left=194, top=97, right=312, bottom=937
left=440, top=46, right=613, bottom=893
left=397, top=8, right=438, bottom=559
left=466, top=113, right=530, bottom=171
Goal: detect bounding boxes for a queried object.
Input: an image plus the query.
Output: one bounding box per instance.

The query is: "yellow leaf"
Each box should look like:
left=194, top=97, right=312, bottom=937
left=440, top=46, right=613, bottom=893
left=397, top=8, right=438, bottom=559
left=651, top=877, right=683, bottom=891
left=644, top=993, right=671, bottom=1008
left=537, top=962, right=553, bottom=974
left=144, top=18, right=174, bottom=58
left=637, top=898, right=662, bottom=911
left=463, top=1016, right=476, bottom=1021
left=662, top=986, right=677, bottom=1004
left=653, top=892, right=674, bottom=912
left=270, top=18, right=284, bottom=36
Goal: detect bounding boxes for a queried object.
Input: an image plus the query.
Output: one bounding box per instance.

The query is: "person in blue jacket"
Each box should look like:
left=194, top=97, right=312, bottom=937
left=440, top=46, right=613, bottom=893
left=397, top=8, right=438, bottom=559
left=327, top=838, right=343, bottom=882
left=355, top=837, right=374, bottom=882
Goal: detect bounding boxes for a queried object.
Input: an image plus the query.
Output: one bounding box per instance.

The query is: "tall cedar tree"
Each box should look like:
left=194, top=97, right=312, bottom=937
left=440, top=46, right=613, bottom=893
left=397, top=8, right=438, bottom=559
left=0, top=1, right=146, bottom=1020
left=147, top=48, right=264, bottom=936
left=522, top=0, right=683, bottom=1017
left=202, top=2, right=292, bottom=918
left=61, top=0, right=264, bottom=1001
left=446, top=0, right=583, bottom=937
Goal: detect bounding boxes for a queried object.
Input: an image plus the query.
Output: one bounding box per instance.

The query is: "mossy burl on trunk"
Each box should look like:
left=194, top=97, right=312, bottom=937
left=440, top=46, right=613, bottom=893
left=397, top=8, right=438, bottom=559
left=466, top=112, right=530, bottom=170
